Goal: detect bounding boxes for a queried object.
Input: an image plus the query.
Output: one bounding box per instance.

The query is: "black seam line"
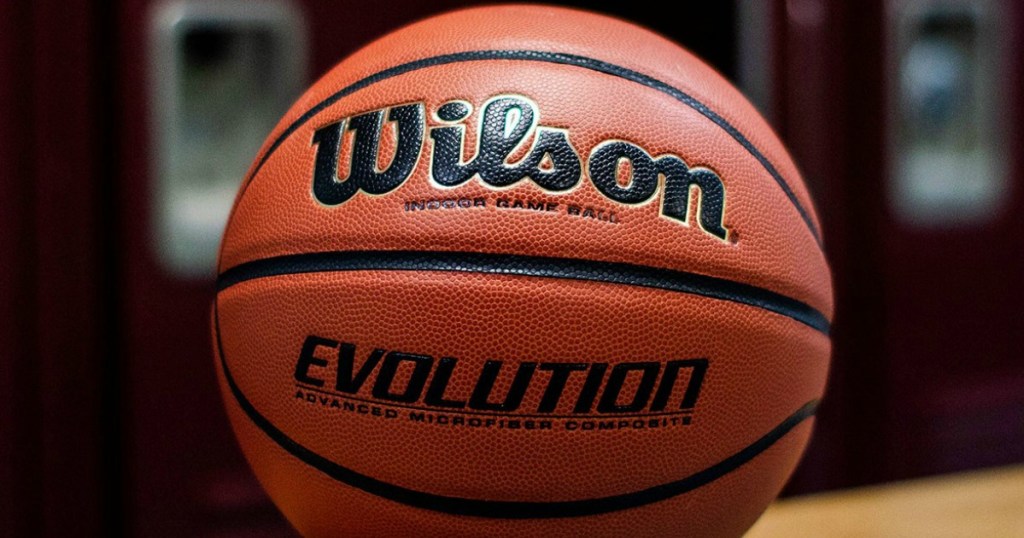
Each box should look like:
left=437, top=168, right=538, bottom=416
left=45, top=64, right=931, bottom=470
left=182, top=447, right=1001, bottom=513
left=239, top=49, right=822, bottom=247
left=295, top=383, right=693, bottom=420
left=216, top=251, right=831, bottom=335
left=215, top=302, right=819, bottom=519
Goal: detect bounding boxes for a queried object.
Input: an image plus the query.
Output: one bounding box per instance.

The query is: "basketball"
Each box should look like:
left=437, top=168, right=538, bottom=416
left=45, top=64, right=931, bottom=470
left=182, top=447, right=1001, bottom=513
left=213, top=5, right=832, bottom=537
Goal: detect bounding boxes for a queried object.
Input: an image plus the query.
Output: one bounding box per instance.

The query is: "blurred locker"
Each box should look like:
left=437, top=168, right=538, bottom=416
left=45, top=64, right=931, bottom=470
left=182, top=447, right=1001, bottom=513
left=759, top=0, right=1024, bottom=489
left=1, top=0, right=110, bottom=535
left=0, top=2, right=31, bottom=535
left=879, top=0, right=1024, bottom=479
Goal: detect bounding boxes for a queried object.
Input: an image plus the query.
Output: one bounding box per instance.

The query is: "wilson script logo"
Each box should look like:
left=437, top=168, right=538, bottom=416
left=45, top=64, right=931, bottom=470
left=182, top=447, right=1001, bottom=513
left=310, top=95, right=730, bottom=241
left=293, top=335, right=709, bottom=432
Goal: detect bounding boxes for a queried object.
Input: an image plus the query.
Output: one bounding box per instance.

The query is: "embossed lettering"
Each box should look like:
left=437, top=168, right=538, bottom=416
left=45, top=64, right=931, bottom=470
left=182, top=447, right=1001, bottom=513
left=311, top=103, right=424, bottom=205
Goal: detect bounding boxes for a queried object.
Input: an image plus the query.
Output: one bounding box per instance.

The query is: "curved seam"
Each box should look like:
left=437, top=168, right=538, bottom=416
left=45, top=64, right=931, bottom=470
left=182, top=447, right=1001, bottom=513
left=216, top=251, right=831, bottom=335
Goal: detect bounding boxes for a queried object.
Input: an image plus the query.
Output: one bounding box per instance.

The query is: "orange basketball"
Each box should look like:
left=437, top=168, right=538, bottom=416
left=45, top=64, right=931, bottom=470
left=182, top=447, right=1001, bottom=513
left=213, top=5, right=832, bottom=537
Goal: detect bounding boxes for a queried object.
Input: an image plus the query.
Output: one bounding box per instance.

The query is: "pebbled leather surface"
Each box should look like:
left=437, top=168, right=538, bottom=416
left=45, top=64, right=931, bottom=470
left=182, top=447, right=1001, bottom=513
left=214, top=5, right=834, bottom=537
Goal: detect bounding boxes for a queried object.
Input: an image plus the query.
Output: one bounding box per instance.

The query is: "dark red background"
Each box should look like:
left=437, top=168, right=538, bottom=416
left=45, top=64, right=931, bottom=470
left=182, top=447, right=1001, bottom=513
left=1, top=1, right=1021, bottom=535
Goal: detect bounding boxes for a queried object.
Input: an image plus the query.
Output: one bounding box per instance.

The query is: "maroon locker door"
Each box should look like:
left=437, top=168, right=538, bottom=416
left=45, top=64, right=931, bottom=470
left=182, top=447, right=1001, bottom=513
left=0, top=2, right=33, bottom=534
left=1, top=0, right=112, bottom=535
left=765, top=0, right=893, bottom=492
left=770, top=0, right=1024, bottom=490
left=874, top=2, right=1024, bottom=479
left=31, top=0, right=112, bottom=528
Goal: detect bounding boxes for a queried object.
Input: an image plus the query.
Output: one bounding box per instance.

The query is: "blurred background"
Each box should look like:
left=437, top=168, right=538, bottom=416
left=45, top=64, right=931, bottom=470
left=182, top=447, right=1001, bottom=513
left=0, top=0, right=1021, bottom=535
